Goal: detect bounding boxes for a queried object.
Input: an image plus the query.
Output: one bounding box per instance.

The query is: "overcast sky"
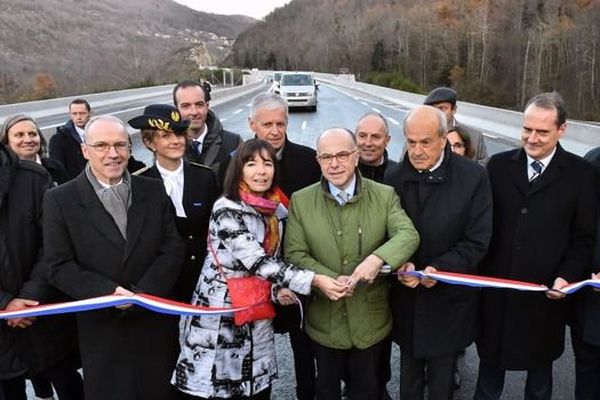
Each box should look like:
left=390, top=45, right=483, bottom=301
left=173, top=0, right=292, bottom=19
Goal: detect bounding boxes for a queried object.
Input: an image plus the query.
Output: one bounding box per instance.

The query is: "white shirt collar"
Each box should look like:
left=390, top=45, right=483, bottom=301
left=75, top=125, right=86, bottom=142
left=194, top=124, right=208, bottom=144
left=156, top=160, right=186, bottom=218
left=526, top=147, right=557, bottom=179
left=328, top=174, right=357, bottom=205
left=97, top=178, right=123, bottom=189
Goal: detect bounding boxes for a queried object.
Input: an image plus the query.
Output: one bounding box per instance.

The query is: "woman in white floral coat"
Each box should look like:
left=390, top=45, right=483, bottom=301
left=173, top=139, right=345, bottom=399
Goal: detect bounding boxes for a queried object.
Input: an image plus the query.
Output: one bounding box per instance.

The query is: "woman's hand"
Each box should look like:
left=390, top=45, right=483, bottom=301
left=312, top=274, right=347, bottom=301
left=276, top=288, right=298, bottom=305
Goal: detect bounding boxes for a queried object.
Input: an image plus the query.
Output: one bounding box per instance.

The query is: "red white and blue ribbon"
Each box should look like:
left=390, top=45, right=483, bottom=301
left=0, top=293, right=245, bottom=320
left=398, top=270, right=600, bottom=294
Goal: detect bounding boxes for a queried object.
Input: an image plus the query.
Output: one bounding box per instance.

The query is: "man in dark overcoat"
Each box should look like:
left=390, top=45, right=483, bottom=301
left=248, top=92, right=322, bottom=400
left=384, top=105, right=492, bottom=400
left=43, top=115, right=185, bottom=400
left=475, top=92, right=598, bottom=400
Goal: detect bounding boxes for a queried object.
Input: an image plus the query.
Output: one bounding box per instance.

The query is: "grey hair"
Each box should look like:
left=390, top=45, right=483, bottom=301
left=0, top=113, right=48, bottom=156
left=356, top=111, right=390, bottom=136
left=403, top=106, right=447, bottom=137
left=250, top=92, right=288, bottom=120
left=84, top=115, right=129, bottom=142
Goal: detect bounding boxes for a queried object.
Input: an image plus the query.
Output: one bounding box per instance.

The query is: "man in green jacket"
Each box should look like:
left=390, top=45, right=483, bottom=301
left=284, top=127, right=419, bottom=400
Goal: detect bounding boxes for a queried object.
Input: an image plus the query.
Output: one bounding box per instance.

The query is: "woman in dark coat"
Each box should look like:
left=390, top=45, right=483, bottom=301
left=0, top=143, right=83, bottom=400
left=0, top=114, right=68, bottom=186
left=129, top=104, right=219, bottom=302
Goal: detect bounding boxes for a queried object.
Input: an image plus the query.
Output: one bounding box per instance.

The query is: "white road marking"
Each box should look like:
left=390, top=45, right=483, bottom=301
left=246, top=103, right=252, bottom=107
left=301, top=120, right=307, bottom=130
left=233, top=108, right=243, bottom=115
left=372, top=107, right=381, bottom=113
left=387, top=117, right=400, bottom=125
left=483, top=132, right=498, bottom=139
left=221, top=118, right=228, bottom=122
left=360, top=101, right=369, bottom=107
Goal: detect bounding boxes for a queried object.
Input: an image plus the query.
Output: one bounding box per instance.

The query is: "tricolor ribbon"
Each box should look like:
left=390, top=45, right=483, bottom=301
left=398, top=270, right=600, bottom=294
left=0, top=293, right=246, bottom=320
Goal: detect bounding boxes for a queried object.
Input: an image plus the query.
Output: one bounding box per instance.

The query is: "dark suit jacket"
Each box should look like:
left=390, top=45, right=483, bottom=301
left=137, top=161, right=218, bottom=301
left=48, top=120, right=86, bottom=181
left=478, top=144, right=597, bottom=369
left=277, top=138, right=321, bottom=198
left=184, top=110, right=242, bottom=184
left=43, top=173, right=185, bottom=400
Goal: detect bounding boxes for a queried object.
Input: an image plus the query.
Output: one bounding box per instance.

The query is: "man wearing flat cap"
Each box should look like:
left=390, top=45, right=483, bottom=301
left=43, top=114, right=185, bottom=400
left=424, top=87, right=489, bottom=165
left=130, top=104, right=218, bottom=302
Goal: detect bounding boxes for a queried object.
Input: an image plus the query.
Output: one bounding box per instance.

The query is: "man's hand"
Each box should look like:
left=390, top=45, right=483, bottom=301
left=420, top=266, right=438, bottom=288
left=312, top=275, right=348, bottom=301
left=336, top=275, right=355, bottom=297
left=546, top=277, right=568, bottom=300
left=349, top=254, right=384, bottom=285
left=5, top=298, right=39, bottom=328
left=114, top=286, right=135, bottom=310
left=276, top=288, right=298, bottom=306
left=398, top=262, right=419, bottom=288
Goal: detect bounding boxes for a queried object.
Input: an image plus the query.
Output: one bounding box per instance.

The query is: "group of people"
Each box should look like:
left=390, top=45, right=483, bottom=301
left=0, top=79, right=599, bottom=400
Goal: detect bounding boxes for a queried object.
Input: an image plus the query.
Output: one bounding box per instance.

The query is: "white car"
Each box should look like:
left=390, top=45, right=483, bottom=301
left=278, top=72, right=319, bottom=112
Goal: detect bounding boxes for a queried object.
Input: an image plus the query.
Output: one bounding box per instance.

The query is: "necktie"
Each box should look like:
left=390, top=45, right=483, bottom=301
left=530, top=160, right=543, bottom=182
left=192, top=141, right=202, bottom=158
left=337, top=191, right=350, bottom=206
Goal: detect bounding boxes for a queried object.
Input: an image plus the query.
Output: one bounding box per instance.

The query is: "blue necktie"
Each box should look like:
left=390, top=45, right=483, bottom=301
left=530, top=160, right=543, bottom=182
left=337, top=191, right=350, bottom=206
left=192, top=141, right=202, bottom=158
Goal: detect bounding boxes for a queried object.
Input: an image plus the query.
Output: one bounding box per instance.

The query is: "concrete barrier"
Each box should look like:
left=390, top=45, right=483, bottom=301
left=316, top=73, right=600, bottom=156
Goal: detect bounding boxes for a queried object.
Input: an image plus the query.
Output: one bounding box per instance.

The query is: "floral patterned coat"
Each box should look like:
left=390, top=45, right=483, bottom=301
left=172, top=196, right=314, bottom=398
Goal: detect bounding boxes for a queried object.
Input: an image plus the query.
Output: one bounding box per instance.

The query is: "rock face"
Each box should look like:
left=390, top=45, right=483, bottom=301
left=0, top=0, right=256, bottom=103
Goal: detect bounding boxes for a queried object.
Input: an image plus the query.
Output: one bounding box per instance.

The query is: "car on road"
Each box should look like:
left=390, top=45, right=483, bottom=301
left=278, top=72, right=319, bottom=112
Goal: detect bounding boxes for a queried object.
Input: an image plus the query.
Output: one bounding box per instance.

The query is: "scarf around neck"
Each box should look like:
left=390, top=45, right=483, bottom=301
left=85, top=164, right=132, bottom=239
left=239, top=182, right=289, bottom=256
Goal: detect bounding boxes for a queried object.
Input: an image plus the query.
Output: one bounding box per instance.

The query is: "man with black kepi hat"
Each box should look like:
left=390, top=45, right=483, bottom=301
left=129, top=104, right=219, bottom=302
left=424, top=87, right=489, bottom=165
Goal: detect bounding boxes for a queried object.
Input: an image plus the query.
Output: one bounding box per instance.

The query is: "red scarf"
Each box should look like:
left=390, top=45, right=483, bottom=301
left=239, top=183, right=289, bottom=256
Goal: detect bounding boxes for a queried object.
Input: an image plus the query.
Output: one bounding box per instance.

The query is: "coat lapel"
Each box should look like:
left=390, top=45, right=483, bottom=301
left=123, top=177, right=147, bottom=263
left=527, top=144, right=567, bottom=197
left=74, top=174, right=125, bottom=249
left=509, top=150, right=530, bottom=196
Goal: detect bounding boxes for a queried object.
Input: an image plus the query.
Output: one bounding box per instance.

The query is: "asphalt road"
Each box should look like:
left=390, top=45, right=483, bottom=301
left=26, top=84, right=575, bottom=399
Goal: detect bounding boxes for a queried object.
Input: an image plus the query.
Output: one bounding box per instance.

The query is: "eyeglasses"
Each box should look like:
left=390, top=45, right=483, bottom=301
left=450, top=142, right=465, bottom=149
left=316, top=150, right=357, bottom=164
left=85, top=141, right=130, bottom=153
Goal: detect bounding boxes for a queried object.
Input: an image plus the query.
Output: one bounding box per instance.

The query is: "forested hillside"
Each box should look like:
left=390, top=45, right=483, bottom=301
left=0, top=0, right=255, bottom=103
left=229, top=0, right=600, bottom=120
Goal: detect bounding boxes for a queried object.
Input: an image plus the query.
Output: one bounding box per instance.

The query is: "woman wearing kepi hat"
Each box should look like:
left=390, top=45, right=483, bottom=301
left=128, top=104, right=219, bottom=302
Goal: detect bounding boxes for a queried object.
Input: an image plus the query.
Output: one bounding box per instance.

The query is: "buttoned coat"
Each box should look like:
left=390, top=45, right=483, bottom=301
left=384, top=147, right=492, bottom=358
left=43, top=173, right=185, bottom=400
left=137, top=161, right=218, bottom=302
left=284, top=173, right=420, bottom=350
left=48, top=120, right=86, bottom=181
left=478, top=144, right=597, bottom=369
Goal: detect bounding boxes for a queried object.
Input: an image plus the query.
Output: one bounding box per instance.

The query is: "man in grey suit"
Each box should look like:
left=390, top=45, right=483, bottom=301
left=43, top=115, right=185, bottom=400
left=424, top=87, right=489, bottom=165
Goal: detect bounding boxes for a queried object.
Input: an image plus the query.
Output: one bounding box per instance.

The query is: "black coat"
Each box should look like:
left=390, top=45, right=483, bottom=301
left=48, top=120, right=86, bottom=181
left=40, top=156, right=69, bottom=186
left=137, top=161, right=218, bottom=302
left=478, top=144, right=597, bottom=369
left=358, top=150, right=396, bottom=183
left=44, top=173, right=185, bottom=400
left=570, top=147, right=600, bottom=346
left=273, top=138, right=321, bottom=333
left=384, top=146, right=492, bottom=358
left=0, top=146, right=78, bottom=378
left=184, top=110, right=242, bottom=183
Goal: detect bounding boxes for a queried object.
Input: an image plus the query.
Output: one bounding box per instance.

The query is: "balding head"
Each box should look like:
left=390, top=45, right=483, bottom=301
left=316, top=128, right=359, bottom=190
left=403, top=106, right=448, bottom=171
left=82, top=116, right=130, bottom=185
